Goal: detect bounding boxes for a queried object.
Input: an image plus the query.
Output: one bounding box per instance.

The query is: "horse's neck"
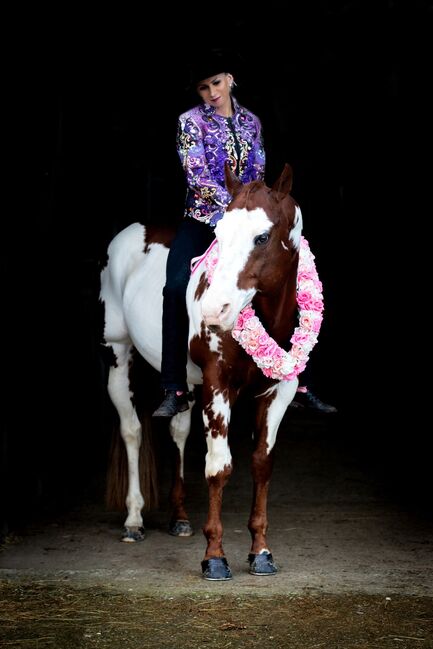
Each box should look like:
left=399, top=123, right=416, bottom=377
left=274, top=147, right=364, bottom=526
left=253, top=276, right=298, bottom=346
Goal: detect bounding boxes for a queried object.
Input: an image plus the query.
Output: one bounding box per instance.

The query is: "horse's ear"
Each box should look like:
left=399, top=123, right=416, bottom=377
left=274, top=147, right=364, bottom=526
left=272, top=164, right=293, bottom=196
left=224, top=161, right=243, bottom=197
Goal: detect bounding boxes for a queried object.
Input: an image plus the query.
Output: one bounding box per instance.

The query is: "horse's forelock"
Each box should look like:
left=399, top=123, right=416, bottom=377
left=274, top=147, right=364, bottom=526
left=228, top=180, right=271, bottom=213
left=227, top=179, right=297, bottom=236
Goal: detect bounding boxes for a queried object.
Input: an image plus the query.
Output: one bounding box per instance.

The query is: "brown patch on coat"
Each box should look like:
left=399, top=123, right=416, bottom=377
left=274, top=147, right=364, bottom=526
left=143, top=225, right=176, bottom=252
left=194, top=271, right=209, bottom=301
left=206, top=463, right=232, bottom=487
left=100, top=343, right=118, bottom=369
left=98, top=297, right=118, bottom=368
left=204, top=399, right=229, bottom=439
left=254, top=387, right=278, bottom=461
left=226, top=180, right=266, bottom=211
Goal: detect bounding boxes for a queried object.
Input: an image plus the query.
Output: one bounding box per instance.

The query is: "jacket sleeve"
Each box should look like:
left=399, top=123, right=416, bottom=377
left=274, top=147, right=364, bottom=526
left=176, top=116, right=232, bottom=223
left=254, top=117, right=266, bottom=181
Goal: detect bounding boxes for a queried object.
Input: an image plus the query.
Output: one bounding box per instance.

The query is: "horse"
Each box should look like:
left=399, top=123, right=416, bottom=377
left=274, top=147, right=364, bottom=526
left=100, top=163, right=303, bottom=580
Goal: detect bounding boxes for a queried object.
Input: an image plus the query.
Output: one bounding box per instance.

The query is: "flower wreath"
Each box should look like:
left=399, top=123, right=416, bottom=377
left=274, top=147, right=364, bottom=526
left=204, top=236, right=324, bottom=382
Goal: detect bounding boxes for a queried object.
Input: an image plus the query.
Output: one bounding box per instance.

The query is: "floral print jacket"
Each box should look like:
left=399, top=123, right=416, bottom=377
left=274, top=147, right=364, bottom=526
left=176, top=97, right=265, bottom=227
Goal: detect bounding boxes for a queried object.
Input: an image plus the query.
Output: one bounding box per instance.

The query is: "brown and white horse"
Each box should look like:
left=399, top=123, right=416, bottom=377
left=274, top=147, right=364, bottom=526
left=100, top=164, right=302, bottom=580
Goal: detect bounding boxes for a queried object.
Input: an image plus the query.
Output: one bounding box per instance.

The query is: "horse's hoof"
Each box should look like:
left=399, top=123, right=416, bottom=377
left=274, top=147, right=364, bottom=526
left=248, top=552, right=278, bottom=575
left=169, top=519, right=194, bottom=537
left=201, top=557, right=233, bottom=581
left=121, top=526, right=146, bottom=543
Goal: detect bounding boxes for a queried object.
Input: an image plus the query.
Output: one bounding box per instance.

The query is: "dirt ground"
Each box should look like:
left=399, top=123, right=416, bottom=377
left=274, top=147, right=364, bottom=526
left=1, top=582, right=432, bottom=649
left=1, top=409, right=432, bottom=647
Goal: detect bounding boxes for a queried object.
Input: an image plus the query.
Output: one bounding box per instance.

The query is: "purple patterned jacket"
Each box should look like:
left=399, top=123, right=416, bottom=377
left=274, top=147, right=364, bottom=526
left=177, top=97, right=265, bottom=227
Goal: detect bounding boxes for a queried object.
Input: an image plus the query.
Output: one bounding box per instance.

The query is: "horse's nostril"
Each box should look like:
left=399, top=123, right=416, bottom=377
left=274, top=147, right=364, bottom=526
left=220, top=304, right=230, bottom=315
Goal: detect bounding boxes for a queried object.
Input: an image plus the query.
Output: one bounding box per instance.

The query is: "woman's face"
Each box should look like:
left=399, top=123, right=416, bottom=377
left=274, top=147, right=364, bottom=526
left=196, top=73, right=233, bottom=116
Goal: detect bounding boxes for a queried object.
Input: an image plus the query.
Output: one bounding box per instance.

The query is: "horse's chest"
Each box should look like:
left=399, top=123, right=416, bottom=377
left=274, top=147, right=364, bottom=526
left=190, top=329, right=263, bottom=390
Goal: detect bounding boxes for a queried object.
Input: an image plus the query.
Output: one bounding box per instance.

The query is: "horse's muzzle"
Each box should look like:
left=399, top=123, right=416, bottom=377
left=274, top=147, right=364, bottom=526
left=202, top=302, right=234, bottom=331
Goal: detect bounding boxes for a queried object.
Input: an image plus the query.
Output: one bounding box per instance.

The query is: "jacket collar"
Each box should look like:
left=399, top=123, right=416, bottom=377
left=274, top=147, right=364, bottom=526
left=200, top=96, right=240, bottom=119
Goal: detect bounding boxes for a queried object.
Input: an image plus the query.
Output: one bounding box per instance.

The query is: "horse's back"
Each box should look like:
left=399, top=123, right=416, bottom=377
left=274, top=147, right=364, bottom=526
left=100, top=222, right=170, bottom=372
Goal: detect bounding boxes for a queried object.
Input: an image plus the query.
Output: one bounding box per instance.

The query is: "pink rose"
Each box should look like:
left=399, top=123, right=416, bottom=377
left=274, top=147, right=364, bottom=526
left=296, top=291, right=313, bottom=309
left=246, top=332, right=261, bottom=353
left=311, top=316, right=323, bottom=333
left=232, top=327, right=241, bottom=340
left=258, top=333, right=271, bottom=346
left=301, top=268, right=315, bottom=279
left=291, top=345, right=308, bottom=361
left=310, top=299, right=324, bottom=312
left=245, top=316, right=261, bottom=331
left=235, top=311, right=247, bottom=329
left=272, top=356, right=289, bottom=373
left=292, top=330, right=310, bottom=344
left=299, top=313, right=314, bottom=330
left=264, top=339, right=280, bottom=356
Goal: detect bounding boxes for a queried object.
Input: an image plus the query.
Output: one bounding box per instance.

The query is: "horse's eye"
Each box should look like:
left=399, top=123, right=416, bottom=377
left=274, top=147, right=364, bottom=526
left=254, top=233, right=270, bottom=246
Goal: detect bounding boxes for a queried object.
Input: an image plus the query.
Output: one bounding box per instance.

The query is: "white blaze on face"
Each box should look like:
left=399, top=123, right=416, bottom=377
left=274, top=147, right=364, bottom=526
left=202, top=208, right=273, bottom=330
left=290, top=206, right=303, bottom=250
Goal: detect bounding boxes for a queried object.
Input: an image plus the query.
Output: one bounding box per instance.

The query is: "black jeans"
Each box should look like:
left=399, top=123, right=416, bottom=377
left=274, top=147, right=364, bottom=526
left=161, top=218, right=215, bottom=391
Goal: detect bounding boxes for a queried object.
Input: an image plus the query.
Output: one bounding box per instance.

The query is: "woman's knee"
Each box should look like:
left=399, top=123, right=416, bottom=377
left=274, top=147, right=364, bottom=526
left=163, top=276, right=188, bottom=297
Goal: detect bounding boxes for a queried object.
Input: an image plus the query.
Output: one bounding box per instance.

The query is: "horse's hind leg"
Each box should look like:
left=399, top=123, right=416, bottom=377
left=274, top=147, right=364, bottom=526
left=107, top=342, right=145, bottom=542
left=248, top=380, right=298, bottom=575
left=168, top=406, right=194, bottom=537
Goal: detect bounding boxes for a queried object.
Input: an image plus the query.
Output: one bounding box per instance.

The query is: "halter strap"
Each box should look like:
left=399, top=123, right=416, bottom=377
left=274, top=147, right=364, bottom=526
left=190, top=237, right=218, bottom=275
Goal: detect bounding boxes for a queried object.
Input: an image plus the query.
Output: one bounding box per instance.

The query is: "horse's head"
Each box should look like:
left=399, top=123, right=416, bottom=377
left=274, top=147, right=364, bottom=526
left=202, top=164, right=302, bottom=330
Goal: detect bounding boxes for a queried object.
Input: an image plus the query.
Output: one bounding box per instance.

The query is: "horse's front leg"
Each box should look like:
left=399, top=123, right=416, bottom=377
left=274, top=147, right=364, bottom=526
left=168, top=405, right=194, bottom=537
left=248, top=379, right=298, bottom=575
left=201, top=382, right=233, bottom=580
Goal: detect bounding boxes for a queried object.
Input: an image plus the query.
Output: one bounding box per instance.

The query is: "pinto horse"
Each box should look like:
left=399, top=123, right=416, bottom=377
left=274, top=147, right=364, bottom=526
left=100, top=164, right=302, bottom=580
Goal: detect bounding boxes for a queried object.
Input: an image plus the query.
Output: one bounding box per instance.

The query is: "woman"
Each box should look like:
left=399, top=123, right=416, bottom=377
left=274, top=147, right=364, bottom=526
left=153, top=50, right=336, bottom=416
left=153, top=50, right=265, bottom=417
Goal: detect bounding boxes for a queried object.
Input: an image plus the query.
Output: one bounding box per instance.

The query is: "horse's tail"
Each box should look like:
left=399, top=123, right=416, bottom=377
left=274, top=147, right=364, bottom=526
left=105, top=413, right=159, bottom=512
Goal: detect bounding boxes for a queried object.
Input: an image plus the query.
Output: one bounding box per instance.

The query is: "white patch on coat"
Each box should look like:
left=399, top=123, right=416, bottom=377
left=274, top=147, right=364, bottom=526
left=289, top=206, right=303, bottom=250
left=281, top=240, right=289, bottom=250
left=169, top=409, right=193, bottom=480
left=265, top=379, right=299, bottom=453
left=100, top=223, right=205, bottom=386
left=203, top=392, right=232, bottom=478
left=208, top=330, right=222, bottom=354
left=204, top=435, right=232, bottom=478
left=107, top=342, right=144, bottom=528
left=124, top=244, right=168, bottom=371
left=100, top=223, right=168, bottom=371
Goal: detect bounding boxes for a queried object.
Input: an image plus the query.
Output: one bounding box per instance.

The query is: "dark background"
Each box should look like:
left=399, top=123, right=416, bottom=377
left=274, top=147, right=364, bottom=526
left=2, top=2, right=432, bottom=533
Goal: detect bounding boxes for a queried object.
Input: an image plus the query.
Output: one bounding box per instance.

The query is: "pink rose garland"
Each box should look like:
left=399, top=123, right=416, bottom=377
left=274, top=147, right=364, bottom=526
left=205, top=236, right=324, bottom=382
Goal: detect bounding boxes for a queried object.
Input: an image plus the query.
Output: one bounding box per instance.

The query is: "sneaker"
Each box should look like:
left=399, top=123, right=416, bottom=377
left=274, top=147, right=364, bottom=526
left=291, top=389, right=337, bottom=414
left=152, top=391, right=190, bottom=417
